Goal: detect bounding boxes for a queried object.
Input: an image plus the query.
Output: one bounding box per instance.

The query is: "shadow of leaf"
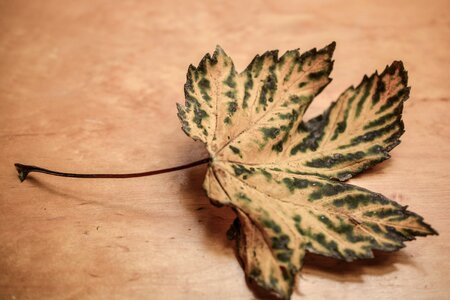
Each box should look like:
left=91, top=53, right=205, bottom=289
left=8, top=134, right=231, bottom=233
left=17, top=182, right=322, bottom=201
left=180, top=161, right=416, bottom=299
left=302, top=250, right=413, bottom=282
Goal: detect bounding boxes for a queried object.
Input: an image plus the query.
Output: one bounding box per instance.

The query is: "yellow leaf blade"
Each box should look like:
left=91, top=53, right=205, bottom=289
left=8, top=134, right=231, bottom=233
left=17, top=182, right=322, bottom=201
left=177, top=44, right=437, bottom=299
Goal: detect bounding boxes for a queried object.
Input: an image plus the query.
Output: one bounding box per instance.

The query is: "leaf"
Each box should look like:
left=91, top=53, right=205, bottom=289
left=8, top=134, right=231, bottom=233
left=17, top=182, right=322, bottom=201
left=177, top=43, right=437, bottom=299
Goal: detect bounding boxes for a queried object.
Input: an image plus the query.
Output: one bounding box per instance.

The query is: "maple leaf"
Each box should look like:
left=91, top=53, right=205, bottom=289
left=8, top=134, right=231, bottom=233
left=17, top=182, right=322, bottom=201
left=177, top=43, right=437, bottom=299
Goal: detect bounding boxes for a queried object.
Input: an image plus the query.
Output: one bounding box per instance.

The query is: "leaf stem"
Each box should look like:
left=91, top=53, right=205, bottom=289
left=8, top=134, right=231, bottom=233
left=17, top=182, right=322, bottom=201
left=14, top=158, right=210, bottom=182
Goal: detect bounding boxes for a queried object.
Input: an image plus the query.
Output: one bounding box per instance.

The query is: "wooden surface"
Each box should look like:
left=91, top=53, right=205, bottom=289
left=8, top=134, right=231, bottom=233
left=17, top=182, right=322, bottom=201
left=1, top=1, right=449, bottom=299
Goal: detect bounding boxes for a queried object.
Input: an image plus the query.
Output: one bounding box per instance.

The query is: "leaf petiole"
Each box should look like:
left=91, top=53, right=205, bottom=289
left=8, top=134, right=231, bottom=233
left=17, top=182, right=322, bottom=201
left=14, top=158, right=210, bottom=182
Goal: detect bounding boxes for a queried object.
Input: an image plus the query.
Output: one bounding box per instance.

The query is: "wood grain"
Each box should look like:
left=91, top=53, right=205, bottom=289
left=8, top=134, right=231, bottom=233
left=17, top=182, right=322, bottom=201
left=0, top=0, right=449, bottom=299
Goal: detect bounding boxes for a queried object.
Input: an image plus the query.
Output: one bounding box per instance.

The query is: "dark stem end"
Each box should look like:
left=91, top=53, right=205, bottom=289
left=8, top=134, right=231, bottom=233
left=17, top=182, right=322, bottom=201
left=15, top=163, right=30, bottom=182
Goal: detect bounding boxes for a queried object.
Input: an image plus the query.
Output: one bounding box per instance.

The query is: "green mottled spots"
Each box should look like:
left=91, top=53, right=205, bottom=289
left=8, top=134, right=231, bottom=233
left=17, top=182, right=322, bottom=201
left=278, top=112, right=292, bottom=120
left=318, top=215, right=333, bottom=227
left=371, top=79, right=386, bottom=105
left=260, top=169, right=272, bottom=181
left=347, top=121, right=400, bottom=147
left=258, top=67, right=277, bottom=109
left=306, top=151, right=366, bottom=168
left=272, top=141, right=283, bottom=153
left=223, top=69, right=236, bottom=88
left=276, top=251, right=292, bottom=262
left=227, top=101, right=237, bottom=113
left=364, top=110, right=398, bottom=129
left=270, top=275, right=278, bottom=287
left=281, top=52, right=297, bottom=82
left=301, top=227, right=341, bottom=258
left=332, top=198, right=344, bottom=208
left=252, top=56, right=265, bottom=77
left=186, top=64, right=199, bottom=82
left=364, top=222, right=383, bottom=233
left=271, top=234, right=290, bottom=249
left=269, top=109, right=298, bottom=153
left=185, top=68, right=196, bottom=92
left=308, top=183, right=351, bottom=201
left=310, top=226, right=367, bottom=259
left=383, top=226, right=408, bottom=242
left=196, top=54, right=210, bottom=74
left=290, top=96, right=302, bottom=104
left=344, top=249, right=358, bottom=260
left=315, top=233, right=329, bottom=247
left=261, top=127, right=280, bottom=140
left=308, top=70, right=327, bottom=81
left=184, top=92, right=198, bottom=107
left=331, top=120, right=347, bottom=140
left=224, top=116, right=231, bottom=124
left=364, top=208, right=406, bottom=219
left=290, top=95, right=310, bottom=104
left=291, top=112, right=329, bottom=155
left=198, top=78, right=210, bottom=89
left=379, top=242, right=401, bottom=251
left=333, top=194, right=389, bottom=209
left=225, top=90, right=236, bottom=100
left=177, top=104, right=191, bottom=134
left=229, top=145, right=240, bottom=154
left=193, top=105, right=208, bottom=129
left=229, top=145, right=241, bottom=157
left=325, top=241, right=340, bottom=258
left=177, top=104, right=187, bottom=118
left=298, top=81, right=308, bottom=88
left=236, top=192, right=251, bottom=202
left=242, top=73, right=253, bottom=109
left=282, top=178, right=317, bottom=192
left=377, top=88, right=409, bottom=114
left=281, top=101, right=290, bottom=108
left=318, top=215, right=368, bottom=244
left=331, top=94, right=357, bottom=141
left=309, top=191, right=322, bottom=201
left=355, top=76, right=374, bottom=117
left=262, top=219, right=281, bottom=233
left=198, top=78, right=211, bottom=102
left=232, top=164, right=254, bottom=177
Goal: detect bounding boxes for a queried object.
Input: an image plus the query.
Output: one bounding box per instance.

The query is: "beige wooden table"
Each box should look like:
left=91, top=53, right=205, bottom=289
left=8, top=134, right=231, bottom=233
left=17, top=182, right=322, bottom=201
left=1, top=1, right=449, bottom=299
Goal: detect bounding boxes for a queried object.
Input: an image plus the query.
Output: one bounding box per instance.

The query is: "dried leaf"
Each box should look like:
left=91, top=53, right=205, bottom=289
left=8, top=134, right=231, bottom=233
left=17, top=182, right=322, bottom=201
left=177, top=43, right=437, bottom=299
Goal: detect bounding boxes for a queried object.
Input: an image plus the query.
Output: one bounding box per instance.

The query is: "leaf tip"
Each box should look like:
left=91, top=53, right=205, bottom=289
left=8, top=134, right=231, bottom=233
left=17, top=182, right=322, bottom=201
left=326, top=41, right=337, bottom=53
left=262, top=49, right=279, bottom=60
left=382, top=60, right=409, bottom=87
left=317, top=41, right=336, bottom=57
left=421, top=221, right=439, bottom=236
left=390, top=60, right=405, bottom=71
left=187, top=63, right=196, bottom=73
left=214, top=44, right=224, bottom=54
